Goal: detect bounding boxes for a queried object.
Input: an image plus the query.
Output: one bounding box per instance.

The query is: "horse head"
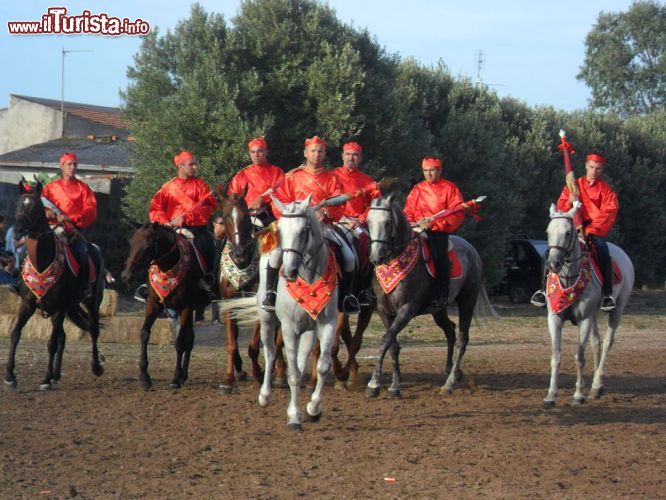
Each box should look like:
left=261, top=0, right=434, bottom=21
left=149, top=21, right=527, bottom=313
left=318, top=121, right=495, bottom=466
left=275, top=194, right=322, bottom=282
left=121, top=222, right=176, bottom=282
left=367, top=194, right=412, bottom=265
left=14, top=179, right=48, bottom=238
left=546, top=202, right=581, bottom=273
left=221, top=192, right=254, bottom=267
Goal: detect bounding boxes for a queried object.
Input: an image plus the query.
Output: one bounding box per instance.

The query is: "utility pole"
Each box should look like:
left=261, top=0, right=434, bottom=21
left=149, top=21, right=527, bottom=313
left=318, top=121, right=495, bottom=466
left=61, top=47, right=93, bottom=137
left=476, top=50, right=484, bottom=87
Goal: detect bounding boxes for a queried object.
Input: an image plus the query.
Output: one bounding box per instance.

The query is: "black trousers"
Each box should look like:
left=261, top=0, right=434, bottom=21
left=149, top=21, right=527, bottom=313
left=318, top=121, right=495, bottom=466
left=184, top=225, right=215, bottom=273
left=588, top=234, right=613, bottom=296
left=426, top=231, right=450, bottom=296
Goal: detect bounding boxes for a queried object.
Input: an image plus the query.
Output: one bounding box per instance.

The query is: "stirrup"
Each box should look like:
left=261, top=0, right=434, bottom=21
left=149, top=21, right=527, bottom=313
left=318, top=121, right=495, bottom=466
left=600, top=295, right=616, bottom=312
left=262, top=291, right=276, bottom=311
left=133, top=284, right=149, bottom=303
left=343, top=294, right=360, bottom=314
left=530, top=290, right=547, bottom=308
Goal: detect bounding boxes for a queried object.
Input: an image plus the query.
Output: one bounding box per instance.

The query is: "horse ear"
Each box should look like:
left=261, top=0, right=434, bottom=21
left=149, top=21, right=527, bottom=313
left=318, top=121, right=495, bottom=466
left=34, top=180, right=43, bottom=195
left=270, top=194, right=286, bottom=215
left=386, top=193, right=394, bottom=206
left=215, top=182, right=227, bottom=201
left=549, top=203, right=558, bottom=218
left=301, top=194, right=313, bottom=211
left=18, top=178, right=27, bottom=194
left=567, top=201, right=581, bottom=219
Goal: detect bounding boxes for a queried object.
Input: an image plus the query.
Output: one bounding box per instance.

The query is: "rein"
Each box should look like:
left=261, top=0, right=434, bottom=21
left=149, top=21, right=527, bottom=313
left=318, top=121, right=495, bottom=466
left=548, top=216, right=585, bottom=286
left=280, top=211, right=325, bottom=270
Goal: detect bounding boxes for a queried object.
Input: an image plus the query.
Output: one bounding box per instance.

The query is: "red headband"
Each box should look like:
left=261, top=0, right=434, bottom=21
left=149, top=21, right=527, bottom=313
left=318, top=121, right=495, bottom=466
left=173, top=151, right=195, bottom=167
left=248, top=137, right=268, bottom=149
left=586, top=153, right=607, bottom=164
left=422, top=156, right=442, bottom=169
left=304, top=136, right=327, bottom=148
left=343, top=141, right=362, bottom=153
left=60, top=152, right=78, bottom=164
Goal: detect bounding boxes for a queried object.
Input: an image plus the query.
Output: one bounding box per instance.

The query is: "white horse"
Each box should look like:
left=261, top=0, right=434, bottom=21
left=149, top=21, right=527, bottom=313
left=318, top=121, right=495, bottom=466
left=543, top=203, right=634, bottom=408
left=221, top=195, right=339, bottom=430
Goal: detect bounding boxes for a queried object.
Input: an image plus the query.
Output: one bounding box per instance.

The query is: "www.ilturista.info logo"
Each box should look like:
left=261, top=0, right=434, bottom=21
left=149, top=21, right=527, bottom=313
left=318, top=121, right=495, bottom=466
left=7, top=7, right=150, bottom=36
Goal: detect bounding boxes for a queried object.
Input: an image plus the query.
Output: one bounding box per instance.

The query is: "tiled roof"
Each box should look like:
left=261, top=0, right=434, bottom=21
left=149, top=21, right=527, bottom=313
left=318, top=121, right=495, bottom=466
left=0, top=137, right=130, bottom=167
left=14, top=95, right=128, bottom=130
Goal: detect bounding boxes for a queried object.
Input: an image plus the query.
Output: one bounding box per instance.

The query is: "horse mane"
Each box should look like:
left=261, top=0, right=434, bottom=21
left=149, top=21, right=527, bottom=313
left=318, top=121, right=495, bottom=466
left=390, top=199, right=414, bottom=244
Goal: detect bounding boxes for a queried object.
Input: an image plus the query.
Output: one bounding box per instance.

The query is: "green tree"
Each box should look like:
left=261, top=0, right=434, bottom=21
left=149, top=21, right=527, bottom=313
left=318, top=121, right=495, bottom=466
left=578, top=1, right=666, bottom=116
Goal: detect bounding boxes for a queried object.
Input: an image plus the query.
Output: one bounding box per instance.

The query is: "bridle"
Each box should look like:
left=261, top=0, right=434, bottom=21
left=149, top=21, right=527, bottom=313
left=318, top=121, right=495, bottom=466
left=280, top=210, right=324, bottom=268
left=367, top=204, right=410, bottom=257
left=547, top=216, right=579, bottom=262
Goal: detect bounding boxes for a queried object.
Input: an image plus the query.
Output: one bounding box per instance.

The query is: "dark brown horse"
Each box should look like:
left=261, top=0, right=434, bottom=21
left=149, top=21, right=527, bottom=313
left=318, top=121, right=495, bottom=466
left=5, top=181, right=105, bottom=390
left=216, top=192, right=285, bottom=393
left=121, top=223, right=210, bottom=389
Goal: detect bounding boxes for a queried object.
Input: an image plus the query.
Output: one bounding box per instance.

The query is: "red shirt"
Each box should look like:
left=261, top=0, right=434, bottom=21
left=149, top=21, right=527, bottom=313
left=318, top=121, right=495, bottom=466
left=556, top=177, right=618, bottom=237
left=404, top=179, right=464, bottom=233
left=273, top=166, right=345, bottom=221
left=42, top=177, right=97, bottom=229
left=331, top=166, right=381, bottom=222
left=227, top=163, right=285, bottom=216
left=149, top=176, right=217, bottom=226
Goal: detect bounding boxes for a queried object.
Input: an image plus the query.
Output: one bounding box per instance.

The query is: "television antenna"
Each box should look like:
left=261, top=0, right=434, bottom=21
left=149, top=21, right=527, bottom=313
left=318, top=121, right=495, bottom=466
left=475, top=49, right=506, bottom=88
left=61, top=47, right=94, bottom=136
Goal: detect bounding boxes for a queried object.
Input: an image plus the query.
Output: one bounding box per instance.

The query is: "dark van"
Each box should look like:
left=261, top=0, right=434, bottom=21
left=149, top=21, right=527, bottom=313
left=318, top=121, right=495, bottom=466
left=499, top=238, right=547, bottom=303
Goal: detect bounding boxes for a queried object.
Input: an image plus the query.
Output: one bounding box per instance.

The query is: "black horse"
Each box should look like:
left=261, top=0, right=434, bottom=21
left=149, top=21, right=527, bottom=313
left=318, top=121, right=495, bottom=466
left=5, top=181, right=105, bottom=390
left=121, top=223, right=210, bottom=389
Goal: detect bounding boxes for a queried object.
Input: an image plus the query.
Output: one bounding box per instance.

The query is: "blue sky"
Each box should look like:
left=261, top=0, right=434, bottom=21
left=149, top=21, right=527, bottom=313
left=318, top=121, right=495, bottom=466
left=1, top=1, right=636, bottom=111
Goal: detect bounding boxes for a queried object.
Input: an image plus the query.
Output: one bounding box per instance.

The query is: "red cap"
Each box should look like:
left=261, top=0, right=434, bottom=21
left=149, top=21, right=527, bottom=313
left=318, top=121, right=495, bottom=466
left=304, top=136, right=327, bottom=148
left=60, top=152, right=78, bottom=164
left=248, top=137, right=268, bottom=149
left=343, top=141, right=362, bottom=152
left=422, top=156, right=442, bottom=169
left=173, top=151, right=195, bottom=167
left=586, top=153, right=607, bottom=164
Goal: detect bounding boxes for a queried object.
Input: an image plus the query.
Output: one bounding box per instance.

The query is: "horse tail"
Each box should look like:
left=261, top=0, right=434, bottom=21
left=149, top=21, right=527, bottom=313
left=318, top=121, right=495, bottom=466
left=473, top=283, right=500, bottom=325
left=217, top=294, right=259, bottom=326
left=66, top=304, right=94, bottom=333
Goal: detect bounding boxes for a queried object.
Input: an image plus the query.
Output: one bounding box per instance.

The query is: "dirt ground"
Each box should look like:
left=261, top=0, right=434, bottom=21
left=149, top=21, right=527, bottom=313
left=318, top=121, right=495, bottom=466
left=1, top=291, right=664, bottom=498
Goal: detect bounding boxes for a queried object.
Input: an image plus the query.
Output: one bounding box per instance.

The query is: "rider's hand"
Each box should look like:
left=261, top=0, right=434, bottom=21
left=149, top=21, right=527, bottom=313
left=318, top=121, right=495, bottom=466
left=568, top=193, right=577, bottom=204
left=417, top=218, right=433, bottom=230
left=346, top=218, right=360, bottom=230
left=56, top=213, right=72, bottom=223
left=316, top=209, right=328, bottom=222
left=45, top=209, right=56, bottom=219
left=170, top=215, right=185, bottom=227
left=249, top=199, right=263, bottom=210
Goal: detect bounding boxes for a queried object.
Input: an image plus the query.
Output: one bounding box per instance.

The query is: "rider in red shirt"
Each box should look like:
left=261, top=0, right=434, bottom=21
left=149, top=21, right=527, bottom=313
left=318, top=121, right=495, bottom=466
left=42, top=152, right=97, bottom=297
left=531, top=153, right=619, bottom=311
left=227, top=137, right=285, bottom=229
left=149, top=150, right=218, bottom=293
left=263, top=136, right=359, bottom=313
left=404, top=156, right=464, bottom=308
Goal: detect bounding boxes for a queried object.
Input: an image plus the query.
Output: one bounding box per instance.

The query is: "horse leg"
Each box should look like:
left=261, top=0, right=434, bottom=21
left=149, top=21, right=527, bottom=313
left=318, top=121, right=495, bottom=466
left=309, top=338, right=321, bottom=389
left=138, top=299, right=161, bottom=390
left=544, top=313, right=564, bottom=408
left=590, top=310, right=622, bottom=399
left=41, top=312, right=66, bottom=390
left=258, top=317, right=277, bottom=407
left=306, top=321, right=336, bottom=421
left=5, top=299, right=36, bottom=388
left=387, top=340, right=402, bottom=398
left=219, top=311, right=239, bottom=394
left=282, top=325, right=303, bottom=430
left=345, top=305, right=373, bottom=386
left=273, top=328, right=287, bottom=388
left=572, top=317, right=595, bottom=405
left=366, top=307, right=415, bottom=398
left=441, top=299, right=473, bottom=394
left=432, top=310, right=456, bottom=378
left=247, top=321, right=263, bottom=384
left=170, top=309, right=193, bottom=389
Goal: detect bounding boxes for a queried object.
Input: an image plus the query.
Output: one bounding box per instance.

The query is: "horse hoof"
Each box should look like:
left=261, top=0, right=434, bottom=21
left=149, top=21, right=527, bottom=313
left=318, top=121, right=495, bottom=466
left=139, top=378, right=152, bottom=391
left=287, top=422, right=303, bottom=432
left=334, top=380, right=347, bottom=391
left=572, top=397, right=586, bottom=406
left=218, top=384, right=233, bottom=395
left=272, top=377, right=288, bottom=389
left=365, top=386, right=380, bottom=399
left=455, top=369, right=464, bottom=383
left=590, top=387, right=604, bottom=399
left=439, top=385, right=453, bottom=396
left=92, top=365, right=104, bottom=377
left=39, top=383, right=53, bottom=391
left=236, top=371, right=248, bottom=382
left=258, top=395, right=270, bottom=407
left=388, top=388, right=402, bottom=399
left=305, top=411, right=322, bottom=423
left=169, top=382, right=182, bottom=390
left=543, top=400, right=556, bottom=409
left=4, top=378, right=17, bottom=390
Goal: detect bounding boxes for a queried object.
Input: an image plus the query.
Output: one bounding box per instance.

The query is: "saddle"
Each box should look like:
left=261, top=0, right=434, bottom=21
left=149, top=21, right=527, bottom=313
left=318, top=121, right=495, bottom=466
left=588, top=244, right=622, bottom=285
left=419, top=235, right=463, bottom=280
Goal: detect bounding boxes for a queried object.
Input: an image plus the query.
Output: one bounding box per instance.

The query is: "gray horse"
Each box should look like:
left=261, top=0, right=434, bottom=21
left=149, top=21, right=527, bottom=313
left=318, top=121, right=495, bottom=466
left=365, top=194, right=494, bottom=398
left=543, top=203, right=634, bottom=407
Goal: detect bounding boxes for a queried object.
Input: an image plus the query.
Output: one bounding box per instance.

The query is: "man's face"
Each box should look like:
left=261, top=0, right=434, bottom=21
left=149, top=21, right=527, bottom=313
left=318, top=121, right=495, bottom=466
left=178, top=158, right=198, bottom=179
left=213, top=218, right=225, bottom=239
left=585, top=160, right=604, bottom=182
left=422, top=167, right=441, bottom=183
left=342, top=150, right=362, bottom=170
left=304, top=144, right=326, bottom=168
left=60, top=160, right=78, bottom=180
left=249, top=146, right=268, bottom=166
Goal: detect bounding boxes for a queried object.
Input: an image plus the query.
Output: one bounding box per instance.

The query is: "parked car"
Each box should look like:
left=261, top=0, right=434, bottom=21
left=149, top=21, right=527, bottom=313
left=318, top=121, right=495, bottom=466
left=498, top=238, right=547, bottom=303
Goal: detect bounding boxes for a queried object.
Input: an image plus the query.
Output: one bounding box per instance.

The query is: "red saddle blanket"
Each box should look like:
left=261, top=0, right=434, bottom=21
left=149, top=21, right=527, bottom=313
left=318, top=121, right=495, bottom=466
left=590, top=256, right=622, bottom=285
left=375, top=237, right=463, bottom=294
left=149, top=238, right=191, bottom=302
left=284, top=247, right=339, bottom=320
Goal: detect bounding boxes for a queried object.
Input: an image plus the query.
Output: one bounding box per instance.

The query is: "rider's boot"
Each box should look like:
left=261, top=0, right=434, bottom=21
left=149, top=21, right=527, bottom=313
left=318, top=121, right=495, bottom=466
left=262, top=264, right=279, bottom=311
left=600, top=256, right=616, bottom=312
left=357, top=287, right=375, bottom=307
left=341, top=271, right=360, bottom=314
left=530, top=264, right=549, bottom=308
